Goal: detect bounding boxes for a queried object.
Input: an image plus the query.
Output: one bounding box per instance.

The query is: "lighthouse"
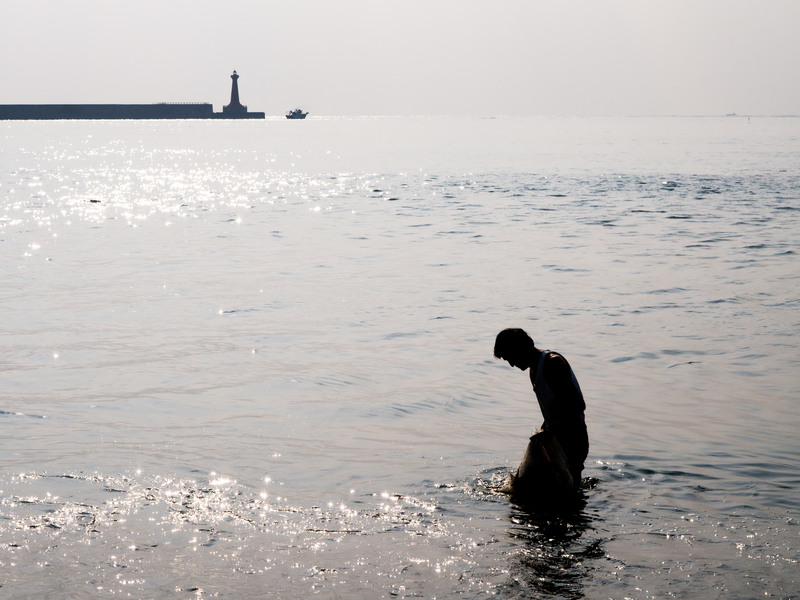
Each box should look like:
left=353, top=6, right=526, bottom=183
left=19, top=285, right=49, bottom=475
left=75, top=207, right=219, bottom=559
left=223, top=70, right=248, bottom=115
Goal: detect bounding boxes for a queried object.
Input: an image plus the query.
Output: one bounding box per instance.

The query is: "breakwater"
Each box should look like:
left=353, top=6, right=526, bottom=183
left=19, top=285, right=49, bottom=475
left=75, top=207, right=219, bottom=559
left=0, top=103, right=264, bottom=120
left=1, top=70, right=265, bottom=120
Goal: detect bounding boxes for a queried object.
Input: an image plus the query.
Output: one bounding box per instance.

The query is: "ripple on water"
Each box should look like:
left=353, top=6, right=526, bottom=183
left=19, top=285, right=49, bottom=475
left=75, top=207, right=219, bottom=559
left=0, top=470, right=512, bottom=598
left=2, top=120, right=799, bottom=598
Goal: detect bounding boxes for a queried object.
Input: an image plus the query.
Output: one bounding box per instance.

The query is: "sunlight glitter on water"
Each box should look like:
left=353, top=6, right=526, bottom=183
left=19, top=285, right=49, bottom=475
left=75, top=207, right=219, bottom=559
left=2, top=117, right=799, bottom=598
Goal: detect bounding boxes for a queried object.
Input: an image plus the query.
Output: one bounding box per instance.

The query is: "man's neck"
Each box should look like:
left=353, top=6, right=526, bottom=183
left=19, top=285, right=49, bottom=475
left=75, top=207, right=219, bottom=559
left=529, top=348, right=543, bottom=370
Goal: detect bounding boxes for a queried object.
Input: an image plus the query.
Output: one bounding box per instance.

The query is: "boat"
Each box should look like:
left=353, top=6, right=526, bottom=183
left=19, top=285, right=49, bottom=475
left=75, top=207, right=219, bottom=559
left=286, top=108, right=308, bottom=119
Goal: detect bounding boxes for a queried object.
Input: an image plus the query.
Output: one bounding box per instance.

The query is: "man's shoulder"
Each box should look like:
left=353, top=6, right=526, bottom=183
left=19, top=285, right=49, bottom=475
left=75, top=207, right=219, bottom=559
left=544, top=351, right=569, bottom=366
left=543, top=352, right=571, bottom=377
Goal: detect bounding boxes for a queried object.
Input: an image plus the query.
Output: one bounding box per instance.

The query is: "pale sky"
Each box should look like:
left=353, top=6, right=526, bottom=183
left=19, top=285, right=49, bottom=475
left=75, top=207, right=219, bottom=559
left=2, top=0, right=798, bottom=116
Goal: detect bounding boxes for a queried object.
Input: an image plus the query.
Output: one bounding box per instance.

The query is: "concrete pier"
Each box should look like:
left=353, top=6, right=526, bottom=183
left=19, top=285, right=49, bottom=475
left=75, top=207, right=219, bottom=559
left=0, top=72, right=265, bottom=120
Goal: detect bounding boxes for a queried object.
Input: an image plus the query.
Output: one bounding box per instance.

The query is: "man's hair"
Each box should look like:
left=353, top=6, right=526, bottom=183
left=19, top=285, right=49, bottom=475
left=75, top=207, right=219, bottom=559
left=494, top=328, right=535, bottom=360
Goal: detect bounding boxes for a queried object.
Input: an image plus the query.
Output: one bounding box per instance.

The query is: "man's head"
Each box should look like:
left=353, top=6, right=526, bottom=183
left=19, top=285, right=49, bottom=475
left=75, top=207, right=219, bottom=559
left=494, top=328, right=536, bottom=370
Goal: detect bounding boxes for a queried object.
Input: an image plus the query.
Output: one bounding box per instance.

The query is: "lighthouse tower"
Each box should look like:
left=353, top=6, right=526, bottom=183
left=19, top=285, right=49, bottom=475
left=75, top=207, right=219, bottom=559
left=223, top=70, right=248, bottom=115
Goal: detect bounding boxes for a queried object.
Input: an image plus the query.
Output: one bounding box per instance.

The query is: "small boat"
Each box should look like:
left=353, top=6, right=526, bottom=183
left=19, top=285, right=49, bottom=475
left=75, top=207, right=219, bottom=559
left=286, top=108, right=308, bottom=119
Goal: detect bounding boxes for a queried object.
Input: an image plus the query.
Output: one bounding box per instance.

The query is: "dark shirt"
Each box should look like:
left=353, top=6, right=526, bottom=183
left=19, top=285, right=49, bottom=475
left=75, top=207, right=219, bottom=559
left=530, top=350, right=586, bottom=431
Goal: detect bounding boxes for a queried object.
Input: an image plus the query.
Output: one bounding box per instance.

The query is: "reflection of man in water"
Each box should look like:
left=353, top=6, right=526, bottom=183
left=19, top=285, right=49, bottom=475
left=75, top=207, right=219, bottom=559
left=494, top=328, right=589, bottom=488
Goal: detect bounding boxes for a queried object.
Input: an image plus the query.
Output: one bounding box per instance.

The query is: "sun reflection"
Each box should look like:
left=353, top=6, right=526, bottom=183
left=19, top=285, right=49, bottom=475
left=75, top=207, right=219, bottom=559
left=2, top=151, right=393, bottom=237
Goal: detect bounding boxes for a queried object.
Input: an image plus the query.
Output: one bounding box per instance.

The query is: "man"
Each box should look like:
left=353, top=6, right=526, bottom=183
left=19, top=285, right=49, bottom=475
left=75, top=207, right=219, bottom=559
left=494, top=328, right=589, bottom=489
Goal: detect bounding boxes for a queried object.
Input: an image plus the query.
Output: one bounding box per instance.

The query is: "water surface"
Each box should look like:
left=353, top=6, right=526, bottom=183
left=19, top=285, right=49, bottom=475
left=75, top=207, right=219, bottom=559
left=1, top=116, right=799, bottom=598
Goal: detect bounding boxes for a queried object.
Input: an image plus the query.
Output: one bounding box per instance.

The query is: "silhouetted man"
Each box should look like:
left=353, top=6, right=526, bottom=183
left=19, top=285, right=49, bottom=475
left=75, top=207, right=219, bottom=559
left=494, top=328, right=589, bottom=488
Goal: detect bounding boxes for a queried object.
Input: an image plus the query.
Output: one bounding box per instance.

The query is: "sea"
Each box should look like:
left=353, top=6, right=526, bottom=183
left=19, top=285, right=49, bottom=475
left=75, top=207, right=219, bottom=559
left=1, top=115, right=798, bottom=599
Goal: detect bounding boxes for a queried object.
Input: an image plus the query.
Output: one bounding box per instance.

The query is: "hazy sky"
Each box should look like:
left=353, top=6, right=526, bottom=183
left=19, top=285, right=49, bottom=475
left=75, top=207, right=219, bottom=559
left=2, top=0, right=798, bottom=116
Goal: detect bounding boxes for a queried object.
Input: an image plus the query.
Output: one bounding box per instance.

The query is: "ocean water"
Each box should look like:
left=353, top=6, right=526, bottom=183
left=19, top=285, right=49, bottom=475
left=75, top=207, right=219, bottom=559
left=1, top=116, right=798, bottom=599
